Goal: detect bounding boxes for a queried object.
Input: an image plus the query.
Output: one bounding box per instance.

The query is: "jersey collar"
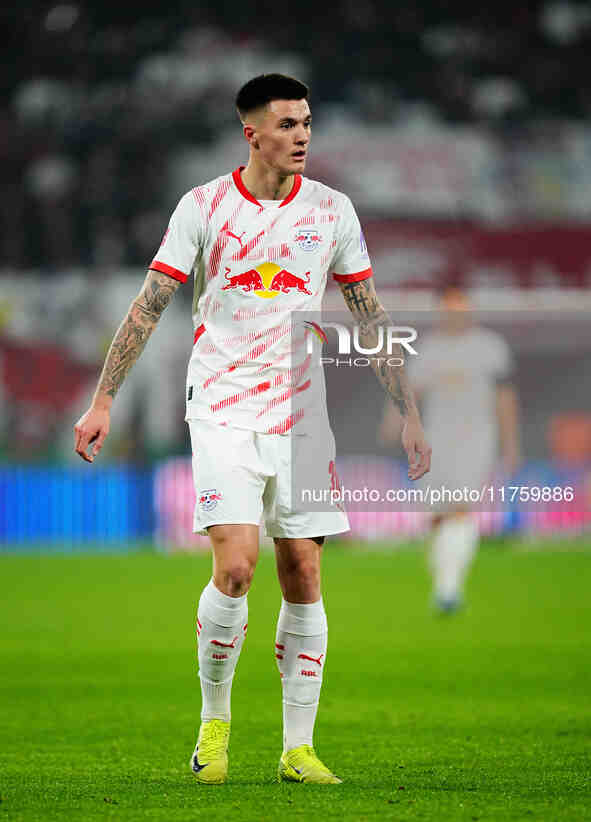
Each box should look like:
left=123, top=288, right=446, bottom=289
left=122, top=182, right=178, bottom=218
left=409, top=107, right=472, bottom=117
left=232, top=166, right=302, bottom=208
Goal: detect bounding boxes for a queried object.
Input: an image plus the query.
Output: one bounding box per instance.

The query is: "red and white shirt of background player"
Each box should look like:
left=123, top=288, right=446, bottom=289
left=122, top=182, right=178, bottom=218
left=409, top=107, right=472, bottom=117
left=150, top=167, right=372, bottom=435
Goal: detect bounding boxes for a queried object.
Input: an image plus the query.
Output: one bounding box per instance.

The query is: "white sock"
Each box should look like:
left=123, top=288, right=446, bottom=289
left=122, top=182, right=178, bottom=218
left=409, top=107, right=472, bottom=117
left=197, top=579, right=248, bottom=721
left=275, top=598, right=327, bottom=753
left=431, top=515, right=479, bottom=602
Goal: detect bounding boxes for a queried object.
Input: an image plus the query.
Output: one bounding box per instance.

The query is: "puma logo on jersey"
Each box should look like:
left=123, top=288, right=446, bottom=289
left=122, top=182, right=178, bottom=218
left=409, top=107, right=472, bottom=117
left=224, top=229, right=246, bottom=248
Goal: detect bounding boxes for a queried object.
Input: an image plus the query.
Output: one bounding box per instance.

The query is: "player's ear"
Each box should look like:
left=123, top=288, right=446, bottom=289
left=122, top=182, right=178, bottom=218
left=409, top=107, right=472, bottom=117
left=243, top=124, right=259, bottom=149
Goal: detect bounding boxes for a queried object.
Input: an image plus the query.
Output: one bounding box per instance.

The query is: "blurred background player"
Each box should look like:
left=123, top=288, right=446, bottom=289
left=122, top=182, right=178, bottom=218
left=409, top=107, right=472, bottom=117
left=380, top=287, right=521, bottom=612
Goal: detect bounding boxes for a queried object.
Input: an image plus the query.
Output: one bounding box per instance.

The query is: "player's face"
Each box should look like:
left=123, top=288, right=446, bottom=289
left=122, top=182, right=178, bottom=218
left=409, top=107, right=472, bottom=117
left=440, top=291, right=472, bottom=333
left=250, top=99, right=312, bottom=175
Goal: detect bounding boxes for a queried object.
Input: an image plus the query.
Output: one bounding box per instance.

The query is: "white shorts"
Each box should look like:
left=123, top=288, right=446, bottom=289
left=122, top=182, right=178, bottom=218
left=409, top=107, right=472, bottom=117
left=188, top=420, right=350, bottom=539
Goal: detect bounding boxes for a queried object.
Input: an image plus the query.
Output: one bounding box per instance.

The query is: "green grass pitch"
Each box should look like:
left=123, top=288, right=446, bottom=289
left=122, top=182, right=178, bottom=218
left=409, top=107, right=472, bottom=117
left=1, top=540, right=590, bottom=821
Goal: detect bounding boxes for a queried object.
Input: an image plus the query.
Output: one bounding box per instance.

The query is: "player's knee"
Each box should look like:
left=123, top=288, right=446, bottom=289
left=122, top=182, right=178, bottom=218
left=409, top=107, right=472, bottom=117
left=290, top=555, right=320, bottom=589
left=217, top=559, right=255, bottom=596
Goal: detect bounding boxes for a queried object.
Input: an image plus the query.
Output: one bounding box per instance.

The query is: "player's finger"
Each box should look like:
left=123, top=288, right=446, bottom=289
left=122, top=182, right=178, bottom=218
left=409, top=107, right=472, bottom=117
left=73, top=423, right=88, bottom=454
left=77, top=446, right=93, bottom=463
left=73, top=426, right=83, bottom=456
left=410, top=445, right=431, bottom=480
left=405, top=441, right=419, bottom=475
left=404, top=440, right=419, bottom=470
left=91, top=428, right=107, bottom=457
left=75, top=428, right=94, bottom=463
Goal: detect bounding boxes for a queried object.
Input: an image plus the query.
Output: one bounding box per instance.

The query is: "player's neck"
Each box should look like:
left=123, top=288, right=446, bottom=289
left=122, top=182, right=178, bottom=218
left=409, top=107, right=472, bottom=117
left=240, top=162, right=295, bottom=202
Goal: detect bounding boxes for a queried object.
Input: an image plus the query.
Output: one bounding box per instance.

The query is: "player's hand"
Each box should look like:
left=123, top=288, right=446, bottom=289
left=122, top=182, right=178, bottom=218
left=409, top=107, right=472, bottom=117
left=401, top=415, right=431, bottom=481
left=74, top=405, right=110, bottom=463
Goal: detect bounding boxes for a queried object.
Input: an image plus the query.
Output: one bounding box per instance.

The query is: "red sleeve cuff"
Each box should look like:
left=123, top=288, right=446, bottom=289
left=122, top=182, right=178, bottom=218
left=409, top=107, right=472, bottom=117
left=332, top=267, right=373, bottom=283
left=149, top=260, right=189, bottom=283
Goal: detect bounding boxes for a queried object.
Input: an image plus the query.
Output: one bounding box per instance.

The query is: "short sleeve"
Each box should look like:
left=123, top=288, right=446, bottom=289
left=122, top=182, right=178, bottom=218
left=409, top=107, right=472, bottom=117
left=331, top=196, right=372, bottom=283
left=149, top=190, right=203, bottom=283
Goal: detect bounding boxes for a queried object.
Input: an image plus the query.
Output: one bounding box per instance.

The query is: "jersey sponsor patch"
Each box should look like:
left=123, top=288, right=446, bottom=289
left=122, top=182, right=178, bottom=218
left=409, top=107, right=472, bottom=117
left=199, top=488, right=223, bottom=511
left=294, top=229, right=323, bottom=252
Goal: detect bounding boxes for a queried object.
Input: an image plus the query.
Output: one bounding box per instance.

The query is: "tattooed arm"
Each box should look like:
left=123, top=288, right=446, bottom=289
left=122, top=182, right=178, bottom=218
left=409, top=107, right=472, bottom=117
left=74, top=269, right=181, bottom=462
left=339, top=277, right=431, bottom=479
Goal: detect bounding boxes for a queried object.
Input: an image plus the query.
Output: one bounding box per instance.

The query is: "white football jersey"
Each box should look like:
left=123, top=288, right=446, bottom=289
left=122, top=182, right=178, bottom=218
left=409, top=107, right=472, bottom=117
left=410, top=326, right=513, bottom=431
left=150, top=167, right=372, bottom=433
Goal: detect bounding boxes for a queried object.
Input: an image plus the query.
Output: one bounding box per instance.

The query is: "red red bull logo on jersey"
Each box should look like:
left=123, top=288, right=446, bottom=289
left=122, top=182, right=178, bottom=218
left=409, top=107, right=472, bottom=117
left=294, top=229, right=323, bottom=252
left=221, top=262, right=312, bottom=298
left=221, top=266, right=264, bottom=292
left=199, top=488, right=223, bottom=511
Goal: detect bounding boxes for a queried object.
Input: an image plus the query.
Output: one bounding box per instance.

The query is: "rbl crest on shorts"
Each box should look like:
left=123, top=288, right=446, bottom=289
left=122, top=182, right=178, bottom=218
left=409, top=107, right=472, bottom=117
left=199, top=489, right=223, bottom=511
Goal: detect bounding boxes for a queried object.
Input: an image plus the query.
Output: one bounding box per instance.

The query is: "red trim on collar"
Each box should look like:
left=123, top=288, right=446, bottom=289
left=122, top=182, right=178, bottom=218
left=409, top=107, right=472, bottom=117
left=280, top=172, right=302, bottom=206
left=232, top=167, right=302, bottom=208
left=232, top=167, right=261, bottom=207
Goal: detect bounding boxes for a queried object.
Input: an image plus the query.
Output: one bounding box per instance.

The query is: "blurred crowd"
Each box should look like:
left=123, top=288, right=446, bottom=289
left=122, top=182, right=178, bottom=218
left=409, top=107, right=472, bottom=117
left=3, top=0, right=591, bottom=269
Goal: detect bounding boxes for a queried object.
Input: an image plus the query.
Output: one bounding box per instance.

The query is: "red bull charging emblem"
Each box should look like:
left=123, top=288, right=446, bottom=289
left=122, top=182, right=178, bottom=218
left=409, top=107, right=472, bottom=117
left=221, top=262, right=312, bottom=298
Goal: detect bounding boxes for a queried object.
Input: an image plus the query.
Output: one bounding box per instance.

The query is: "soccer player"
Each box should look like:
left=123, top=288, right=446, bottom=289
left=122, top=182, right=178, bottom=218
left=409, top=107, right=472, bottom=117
left=380, top=287, right=520, bottom=613
left=74, top=74, right=431, bottom=784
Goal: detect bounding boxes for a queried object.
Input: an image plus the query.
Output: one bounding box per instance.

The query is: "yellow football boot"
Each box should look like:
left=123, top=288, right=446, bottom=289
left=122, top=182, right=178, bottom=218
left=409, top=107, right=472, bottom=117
left=278, top=745, right=342, bottom=784
left=189, top=719, right=230, bottom=784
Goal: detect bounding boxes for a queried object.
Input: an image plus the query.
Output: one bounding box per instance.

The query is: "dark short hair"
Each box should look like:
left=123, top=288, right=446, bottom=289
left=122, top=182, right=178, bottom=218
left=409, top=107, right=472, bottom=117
left=236, top=74, right=309, bottom=119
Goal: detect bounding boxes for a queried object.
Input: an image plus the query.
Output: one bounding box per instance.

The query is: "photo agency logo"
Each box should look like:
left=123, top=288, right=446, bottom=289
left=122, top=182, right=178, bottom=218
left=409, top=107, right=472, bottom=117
left=303, top=321, right=418, bottom=367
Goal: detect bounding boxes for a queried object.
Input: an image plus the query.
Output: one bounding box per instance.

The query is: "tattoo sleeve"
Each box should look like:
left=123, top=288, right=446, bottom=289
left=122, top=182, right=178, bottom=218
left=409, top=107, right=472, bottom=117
left=339, top=278, right=418, bottom=418
left=95, top=269, right=181, bottom=401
